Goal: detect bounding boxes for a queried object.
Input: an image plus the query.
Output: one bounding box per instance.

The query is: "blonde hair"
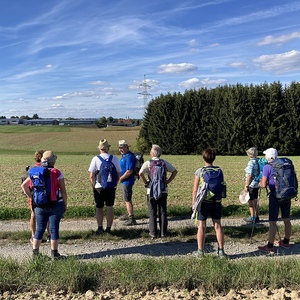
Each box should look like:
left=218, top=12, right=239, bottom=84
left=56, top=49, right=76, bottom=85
left=34, top=150, right=44, bottom=163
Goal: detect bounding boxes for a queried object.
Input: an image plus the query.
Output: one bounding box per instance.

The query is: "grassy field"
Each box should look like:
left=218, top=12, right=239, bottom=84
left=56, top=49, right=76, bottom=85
left=1, top=125, right=300, bottom=219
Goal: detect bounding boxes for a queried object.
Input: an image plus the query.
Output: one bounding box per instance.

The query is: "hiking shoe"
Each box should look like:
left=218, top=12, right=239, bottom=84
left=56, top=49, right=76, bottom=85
left=51, top=251, right=66, bottom=260
left=255, top=216, right=260, bottom=223
left=243, top=216, right=256, bottom=224
left=123, top=216, right=137, bottom=226
left=258, top=244, right=274, bottom=253
left=275, top=240, right=290, bottom=249
left=95, top=227, right=104, bottom=235
left=217, top=249, right=228, bottom=259
left=197, top=249, right=204, bottom=258
left=105, top=227, right=111, bottom=233
left=118, top=214, right=129, bottom=221
left=32, top=249, right=40, bottom=259
left=46, top=235, right=51, bottom=242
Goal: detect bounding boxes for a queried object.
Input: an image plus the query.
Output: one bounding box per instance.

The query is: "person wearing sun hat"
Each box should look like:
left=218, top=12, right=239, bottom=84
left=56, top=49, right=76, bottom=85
left=88, top=139, right=121, bottom=234
left=258, top=147, right=292, bottom=253
left=243, top=147, right=260, bottom=224
left=21, top=150, right=68, bottom=260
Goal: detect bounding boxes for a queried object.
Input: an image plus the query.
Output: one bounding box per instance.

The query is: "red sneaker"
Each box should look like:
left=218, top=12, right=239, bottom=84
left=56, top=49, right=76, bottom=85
left=275, top=240, right=290, bottom=249
left=258, top=244, right=274, bottom=253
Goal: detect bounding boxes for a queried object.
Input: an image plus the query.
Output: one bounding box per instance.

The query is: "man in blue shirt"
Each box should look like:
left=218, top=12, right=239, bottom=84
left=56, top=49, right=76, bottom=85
left=118, top=140, right=137, bottom=225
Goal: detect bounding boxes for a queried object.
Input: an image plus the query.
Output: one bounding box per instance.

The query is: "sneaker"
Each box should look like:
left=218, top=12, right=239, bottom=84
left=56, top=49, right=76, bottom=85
left=118, top=214, right=129, bottom=221
left=105, top=227, right=111, bottom=233
left=32, top=249, right=40, bottom=259
left=243, top=216, right=256, bottom=224
left=258, top=244, right=274, bottom=253
left=275, top=240, right=290, bottom=249
left=123, top=216, right=137, bottom=226
left=197, top=249, right=204, bottom=258
left=217, top=249, right=228, bottom=258
left=51, top=251, right=66, bottom=260
left=95, top=227, right=104, bottom=235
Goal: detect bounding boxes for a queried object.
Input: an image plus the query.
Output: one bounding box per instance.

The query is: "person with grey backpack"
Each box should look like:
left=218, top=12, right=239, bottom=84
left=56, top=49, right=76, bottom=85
left=139, top=144, right=177, bottom=239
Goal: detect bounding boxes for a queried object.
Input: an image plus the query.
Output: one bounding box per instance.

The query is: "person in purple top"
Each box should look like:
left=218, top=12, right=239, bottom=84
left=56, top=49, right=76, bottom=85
left=258, top=148, right=292, bottom=253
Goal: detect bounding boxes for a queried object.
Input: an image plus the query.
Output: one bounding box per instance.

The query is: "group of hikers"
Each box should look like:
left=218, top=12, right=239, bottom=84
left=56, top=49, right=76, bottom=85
left=21, top=141, right=298, bottom=260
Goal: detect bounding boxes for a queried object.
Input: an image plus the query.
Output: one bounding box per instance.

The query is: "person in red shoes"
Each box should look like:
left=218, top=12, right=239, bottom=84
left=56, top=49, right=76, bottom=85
left=258, top=148, right=292, bottom=253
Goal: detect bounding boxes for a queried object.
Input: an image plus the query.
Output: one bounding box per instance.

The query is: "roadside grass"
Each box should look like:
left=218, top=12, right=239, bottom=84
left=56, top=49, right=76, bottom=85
left=0, top=255, right=300, bottom=296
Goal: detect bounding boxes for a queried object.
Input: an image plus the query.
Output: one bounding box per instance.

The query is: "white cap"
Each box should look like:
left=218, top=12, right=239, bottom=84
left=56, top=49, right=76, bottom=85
left=263, top=148, right=278, bottom=161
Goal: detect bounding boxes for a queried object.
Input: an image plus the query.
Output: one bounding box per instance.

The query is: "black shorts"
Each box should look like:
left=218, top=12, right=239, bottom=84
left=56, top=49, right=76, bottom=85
left=248, top=187, right=259, bottom=200
left=93, top=188, right=116, bottom=208
left=269, top=194, right=291, bottom=221
left=197, top=201, right=222, bottom=221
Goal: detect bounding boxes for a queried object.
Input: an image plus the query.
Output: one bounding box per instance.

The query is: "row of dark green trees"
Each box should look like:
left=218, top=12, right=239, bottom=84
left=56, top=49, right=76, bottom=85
left=138, top=81, right=300, bottom=155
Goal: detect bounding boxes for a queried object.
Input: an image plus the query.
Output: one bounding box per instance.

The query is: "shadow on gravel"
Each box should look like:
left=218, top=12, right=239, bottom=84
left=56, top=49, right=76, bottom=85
left=73, top=240, right=197, bottom=260
left=71, top=240, right=300, bottom=261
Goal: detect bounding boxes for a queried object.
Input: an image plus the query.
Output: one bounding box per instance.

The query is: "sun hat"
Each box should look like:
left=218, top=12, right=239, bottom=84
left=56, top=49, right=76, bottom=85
left=118, top=140, right=129, bottom=147
left=98, top=139, right=111, bottom=150
left=41, top=150, right=57, bottom=166
left=263, top=148, right=278, bottom=161
left=246, top=147, right=258, bottom=158
left=239, top=190, right=250, bottom=204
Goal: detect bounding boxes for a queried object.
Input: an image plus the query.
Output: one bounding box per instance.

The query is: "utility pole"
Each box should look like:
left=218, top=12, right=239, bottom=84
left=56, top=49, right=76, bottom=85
left=138, top=74, right=152, bottom=108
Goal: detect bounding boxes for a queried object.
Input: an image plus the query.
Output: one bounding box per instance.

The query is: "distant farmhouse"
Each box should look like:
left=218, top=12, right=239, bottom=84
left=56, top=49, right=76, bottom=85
left=0, top=118, right=98, bottom=126
left=107, top=118, right=135, bottom=127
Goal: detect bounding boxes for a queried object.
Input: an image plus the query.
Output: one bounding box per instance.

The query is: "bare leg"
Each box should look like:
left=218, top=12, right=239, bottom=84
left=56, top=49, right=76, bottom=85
left=197, top=220, right=206, bottom=250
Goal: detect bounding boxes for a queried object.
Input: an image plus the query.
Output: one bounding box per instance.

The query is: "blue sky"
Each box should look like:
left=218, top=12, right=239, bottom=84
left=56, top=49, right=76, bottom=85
left=1, top=0, right=300, bottom=119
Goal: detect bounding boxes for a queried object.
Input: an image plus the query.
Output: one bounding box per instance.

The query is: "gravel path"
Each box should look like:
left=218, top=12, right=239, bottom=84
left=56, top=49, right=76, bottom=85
left=1, top=216, right=300, bottom=262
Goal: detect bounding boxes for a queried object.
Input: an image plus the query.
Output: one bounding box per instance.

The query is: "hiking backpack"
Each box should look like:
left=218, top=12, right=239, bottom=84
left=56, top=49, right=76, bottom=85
left=29, top=166, right=51, bottom=206
left=149, top=159, right=167, bottom=200
left=201, top=166, right=226, bottom=201
left=254, top=157, right=268, bottom=182
left=133, top=153, right=144, bottom=179
left=97, top=155, right=118, bottom=189
left=270, top=157, right=298, bottom=201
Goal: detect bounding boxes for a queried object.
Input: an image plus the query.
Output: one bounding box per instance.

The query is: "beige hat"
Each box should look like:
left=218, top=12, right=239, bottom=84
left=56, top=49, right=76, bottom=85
left=263, top=148, right=278, bottom=161
left=246, top=147, right=258, bottom=158
left=98, top=139, right=111, bottom=150
left=118, top=140, right=129, bottom=147
left=41, top=150, right=57, bottom=166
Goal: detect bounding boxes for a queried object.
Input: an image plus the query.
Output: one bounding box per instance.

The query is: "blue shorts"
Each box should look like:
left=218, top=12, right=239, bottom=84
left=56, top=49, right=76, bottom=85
left=93, top=188, right=116, bottom=208
left=268, top=194, right=291, bottom=221
left=197, top=201, right=222, bottom=221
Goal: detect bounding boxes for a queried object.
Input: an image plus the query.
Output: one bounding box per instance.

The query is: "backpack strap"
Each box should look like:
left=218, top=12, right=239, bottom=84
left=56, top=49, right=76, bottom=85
left=98, top=155, right=112, bottom=163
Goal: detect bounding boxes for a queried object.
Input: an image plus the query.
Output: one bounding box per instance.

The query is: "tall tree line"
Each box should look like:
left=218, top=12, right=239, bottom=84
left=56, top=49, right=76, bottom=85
left=138, top=81, right=300, bottom=155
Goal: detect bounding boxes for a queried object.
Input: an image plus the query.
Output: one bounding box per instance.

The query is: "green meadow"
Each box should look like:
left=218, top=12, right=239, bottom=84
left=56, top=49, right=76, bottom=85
left=1, top=125, right=300, bottom=219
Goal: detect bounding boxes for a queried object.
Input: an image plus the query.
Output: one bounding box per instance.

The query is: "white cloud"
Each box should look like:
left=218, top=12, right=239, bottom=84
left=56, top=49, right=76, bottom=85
left=157, top=63, right=198, bottom=74
left=253, top=50, right=300, bottom=74
left=89, top=81, right=109, bottom=86
left=257, top=32, right=300, bottom=46
left=229, top=61, right=246, bottom=68
left=179, top=77, right=226, bottom=89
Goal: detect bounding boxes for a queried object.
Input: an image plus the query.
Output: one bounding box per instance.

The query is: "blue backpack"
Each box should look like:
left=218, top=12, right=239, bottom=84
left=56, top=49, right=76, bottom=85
left=202, top=166, right=226, bottom=201
left=254, top=157, right=268, bottom=182
left=271, top=157, right=298, bottom=201
left=97, top=155, right=118, bottom=189
left=149, top=159, right=167, bottom=200
left=29, top=166, right=51, bottom=206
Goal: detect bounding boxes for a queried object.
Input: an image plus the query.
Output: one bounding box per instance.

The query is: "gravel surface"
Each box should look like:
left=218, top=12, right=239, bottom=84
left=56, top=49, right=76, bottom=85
left=1, top=216, right=300, bottom=262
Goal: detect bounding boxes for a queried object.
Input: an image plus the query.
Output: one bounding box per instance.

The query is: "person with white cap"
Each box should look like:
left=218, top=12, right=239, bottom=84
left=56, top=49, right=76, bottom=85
left=118, top=139, right=137, bottom=226
left=243, top=147, right=260, bottom=224
left=258, top=147, right=292, bottom=253
left=88, top=139, right=121, bottom=234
